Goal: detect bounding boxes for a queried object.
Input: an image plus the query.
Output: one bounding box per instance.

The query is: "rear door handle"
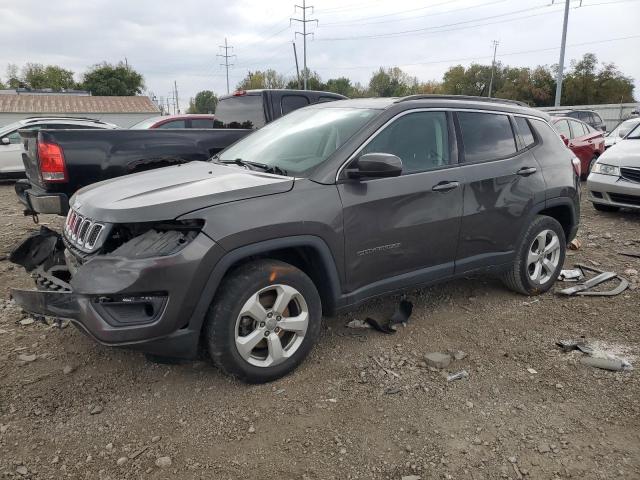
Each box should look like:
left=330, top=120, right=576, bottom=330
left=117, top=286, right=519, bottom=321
left=516, top=167, right=537, bottom=176
left=432, top=181, right=460, bottom=192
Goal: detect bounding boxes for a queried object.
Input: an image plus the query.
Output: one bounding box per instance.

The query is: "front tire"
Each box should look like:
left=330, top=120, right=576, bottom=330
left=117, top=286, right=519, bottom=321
left=205, top=259, right=322, bottom=383
left=502, top=215, right=566, bottom=295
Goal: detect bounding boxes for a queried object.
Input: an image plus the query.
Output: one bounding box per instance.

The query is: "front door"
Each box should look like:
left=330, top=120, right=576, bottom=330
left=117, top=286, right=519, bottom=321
left=338, top=110, right=463, bottom=293
left=0, top=130, right=26, bottom=174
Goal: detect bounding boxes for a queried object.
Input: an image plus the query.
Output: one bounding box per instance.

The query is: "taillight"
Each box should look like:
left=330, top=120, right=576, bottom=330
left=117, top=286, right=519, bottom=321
left=571, top=157, right=581, bottom=178
left=233, top=90, right=246, bottom=96
left=38, top=141, right=67, bottom=182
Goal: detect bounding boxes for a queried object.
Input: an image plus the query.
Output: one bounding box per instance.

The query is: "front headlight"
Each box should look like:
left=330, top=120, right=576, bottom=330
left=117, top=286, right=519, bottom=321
left=591, top=163, right=620, bottom=176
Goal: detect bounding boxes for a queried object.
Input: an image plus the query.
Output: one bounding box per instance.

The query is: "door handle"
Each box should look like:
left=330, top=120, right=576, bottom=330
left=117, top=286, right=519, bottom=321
left=432, top=181, right=460, bottom=192
left=516, top=167, right=537, bottom=176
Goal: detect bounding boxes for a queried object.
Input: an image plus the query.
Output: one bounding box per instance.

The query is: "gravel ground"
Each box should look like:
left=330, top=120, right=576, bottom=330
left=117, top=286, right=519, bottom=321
left=0, top=181, right=639, bottom=480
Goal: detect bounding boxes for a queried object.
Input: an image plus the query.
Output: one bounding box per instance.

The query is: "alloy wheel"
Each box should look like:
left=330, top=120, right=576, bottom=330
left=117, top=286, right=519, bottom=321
left=526, top=229, right=561, bottom=284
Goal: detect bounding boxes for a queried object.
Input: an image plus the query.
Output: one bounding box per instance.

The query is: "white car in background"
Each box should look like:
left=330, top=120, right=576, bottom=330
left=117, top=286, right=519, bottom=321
left=605, top=117, right=640, bottom=149
left=0, top=117, right=117, bottom=177
left=587, top=122, right=640, bottom=212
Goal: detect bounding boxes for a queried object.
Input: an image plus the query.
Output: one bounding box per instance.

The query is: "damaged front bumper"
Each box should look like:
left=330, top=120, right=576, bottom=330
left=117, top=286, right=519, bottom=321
left=10, top=227, right=225, bottom=358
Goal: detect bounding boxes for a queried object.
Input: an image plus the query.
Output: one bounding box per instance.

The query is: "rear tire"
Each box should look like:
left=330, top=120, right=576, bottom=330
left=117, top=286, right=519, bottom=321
left=593, top=203, right=620, bottom=212
left=205, top=259, right=322, bottom=383
left=502, top=215, right=566, bottom=296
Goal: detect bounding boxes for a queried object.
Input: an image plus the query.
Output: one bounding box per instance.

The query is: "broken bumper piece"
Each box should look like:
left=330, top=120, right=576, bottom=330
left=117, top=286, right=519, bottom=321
left=10, top=230, right=225, bottom=359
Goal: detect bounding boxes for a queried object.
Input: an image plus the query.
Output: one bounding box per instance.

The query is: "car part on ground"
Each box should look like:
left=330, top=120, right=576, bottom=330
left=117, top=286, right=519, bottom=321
left=9, top=95, right=580, bottom=382
left=557, top=264, right=629, bottom=297
left=556, top=338, right=633, bottom=372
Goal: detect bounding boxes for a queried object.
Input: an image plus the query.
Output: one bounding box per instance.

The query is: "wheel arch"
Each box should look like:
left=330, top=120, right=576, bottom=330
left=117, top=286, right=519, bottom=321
left=535, top=198, right=578, bottom=241
left=187, top=235, right=342, bottom=335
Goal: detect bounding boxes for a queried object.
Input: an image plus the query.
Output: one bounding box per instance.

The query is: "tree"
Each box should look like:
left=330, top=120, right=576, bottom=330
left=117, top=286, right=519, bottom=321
left=323, top=77, right=352, bottom=96
left=441, top=63, right=496, bottom=96
left=368, top=67, right=418, bottom=97
left=21, top=63, right=76, bottom=91
left=285, top=69, right=324, bottom=90
left=6, top=64, right=23, bottom=88
left=188, top=90, right=218, bottom=113
left=81, top=62, right=144, bottom=96
left=237, top=69, right=286, bottom=90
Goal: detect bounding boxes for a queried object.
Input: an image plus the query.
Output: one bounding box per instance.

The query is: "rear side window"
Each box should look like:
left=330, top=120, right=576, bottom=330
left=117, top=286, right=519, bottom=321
left=216, top=95, right=266, bottom=129
left=158, top=120, right=186, bottom=129
left=592, top=112, right=603, bottom=124
left=191, top=119, right=214, bottom=129
left=514, top=117, right=535, bottom=148
left=569, top=120, right=586, bottom=138
left=281, top=95, right=310, bottom=115
left=318, top=96, right=339, bottom=103
left=457, top=112, right=517, bottom=162
left=530, top=118, right=569, bottom=149
left=361, top=111, right=450, bottom=174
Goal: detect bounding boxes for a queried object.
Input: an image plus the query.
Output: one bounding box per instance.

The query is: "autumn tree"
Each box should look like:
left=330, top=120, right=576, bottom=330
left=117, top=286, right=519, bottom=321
left=237, top=69, right=286, bottom=90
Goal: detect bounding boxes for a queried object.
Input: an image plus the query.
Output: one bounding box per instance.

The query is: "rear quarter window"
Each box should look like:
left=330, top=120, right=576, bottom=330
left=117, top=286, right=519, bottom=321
left=215, top=95, right=265, bottom=129
left=457, top=112, right=517, bottom=162
left=514, top=116, right=536, bottom=148
left=281, top=95, right=310, bottom=115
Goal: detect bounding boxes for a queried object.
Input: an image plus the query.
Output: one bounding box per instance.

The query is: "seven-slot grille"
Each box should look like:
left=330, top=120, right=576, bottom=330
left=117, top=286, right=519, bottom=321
left=64, top=209, right=106, bottom=251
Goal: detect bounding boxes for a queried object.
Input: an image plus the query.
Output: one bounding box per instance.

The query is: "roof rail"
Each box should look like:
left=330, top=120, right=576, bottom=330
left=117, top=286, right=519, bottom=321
left=395, top=94, right=529, bottom=107
left=23, top=116, right=106, bottom=123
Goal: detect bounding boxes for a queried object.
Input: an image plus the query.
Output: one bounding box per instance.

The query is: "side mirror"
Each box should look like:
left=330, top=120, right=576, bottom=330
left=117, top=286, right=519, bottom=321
left=346, top=153, right=403, bottom=179
left=559, top=134, right=569, bottom=146
left=1, top=137, right=9, bottom=145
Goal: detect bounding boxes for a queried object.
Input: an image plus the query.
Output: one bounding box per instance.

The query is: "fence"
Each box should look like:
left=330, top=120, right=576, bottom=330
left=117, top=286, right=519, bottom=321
left=540, top=103, right=639, bottom=131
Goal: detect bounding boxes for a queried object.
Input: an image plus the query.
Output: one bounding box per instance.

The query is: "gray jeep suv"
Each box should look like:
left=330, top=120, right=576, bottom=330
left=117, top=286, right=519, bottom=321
left=11, top=95, right=580, bottom=383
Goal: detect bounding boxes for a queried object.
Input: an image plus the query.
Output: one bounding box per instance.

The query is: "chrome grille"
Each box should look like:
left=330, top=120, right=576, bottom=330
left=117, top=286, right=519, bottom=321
left=64, top=209, right=107, bottom=252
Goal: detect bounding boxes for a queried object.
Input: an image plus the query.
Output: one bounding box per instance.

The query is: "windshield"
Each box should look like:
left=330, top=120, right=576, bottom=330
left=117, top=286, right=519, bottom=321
left=217, top=107, right=378, bottom=176
left=627, top=122, right=640, bottom=139
left=129, top=116, right=163, bottom=129
left=612, top=118, right=640, bottom=138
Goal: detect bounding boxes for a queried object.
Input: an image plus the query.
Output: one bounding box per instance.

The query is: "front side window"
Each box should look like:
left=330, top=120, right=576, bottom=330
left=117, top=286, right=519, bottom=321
left=191, top=119, right=214, bottom=129
left=514, top=116, right=535, bottom=148
left=361, top=111, right=450, bottom=174
left=3, top=131, right=22, bottom=144
left=458, top=112, right=517, bottom=163
left=218, top=107, right=378, bottom=177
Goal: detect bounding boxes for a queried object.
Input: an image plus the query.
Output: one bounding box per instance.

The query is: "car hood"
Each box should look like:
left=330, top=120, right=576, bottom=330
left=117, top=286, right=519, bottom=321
left=598, top=140, right=640, bottom=167
left=71, top=161, right=294, bottom=223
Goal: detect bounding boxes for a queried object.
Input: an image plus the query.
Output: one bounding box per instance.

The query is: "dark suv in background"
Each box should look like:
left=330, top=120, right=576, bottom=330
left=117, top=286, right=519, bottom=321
left=11, top=95, right=580, bottom=383
left=549, top=109, right=606, bottom=132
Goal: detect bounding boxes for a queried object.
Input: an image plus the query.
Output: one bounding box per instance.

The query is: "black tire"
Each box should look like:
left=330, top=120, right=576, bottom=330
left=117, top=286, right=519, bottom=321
left=205, top=259, right=322, bottom=383
left=593, top=203, right=620, bottom=212
left=502, top=215, right=566, bottom=296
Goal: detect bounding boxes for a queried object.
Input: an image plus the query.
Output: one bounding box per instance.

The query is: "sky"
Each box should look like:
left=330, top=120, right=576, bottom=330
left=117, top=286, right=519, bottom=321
left=1, top=0, right=639, bottom=111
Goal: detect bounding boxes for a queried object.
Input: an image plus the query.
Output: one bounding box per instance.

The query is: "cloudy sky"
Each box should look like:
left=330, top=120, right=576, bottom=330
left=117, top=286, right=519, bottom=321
left=1, top=0, right=638, bottom=110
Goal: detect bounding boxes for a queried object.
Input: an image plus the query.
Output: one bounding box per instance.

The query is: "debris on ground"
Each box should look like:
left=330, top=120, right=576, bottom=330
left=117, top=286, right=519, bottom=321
left=558, top=269, right=584, bottom=281
left=568, top=238, right=582, bottom=250
left=557, top=264, right=629, bottom=297
left=624, top=268, right=638, bottom=277
left=359, top=299, right=413, bottom=334
left=618, top=250, right=640, bottom=259
left=345, top=319, right=371, bottom=329
left=447, top=370, right=469, bottom=382
left=556, top=339, right=633, bottom=372
left=424, top=352, right=452, bottom=369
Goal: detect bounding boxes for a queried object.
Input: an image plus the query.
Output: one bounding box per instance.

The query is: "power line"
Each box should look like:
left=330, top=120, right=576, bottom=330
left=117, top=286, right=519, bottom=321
left=217, top=38, right=236, bottom=94
left=315, top=33, right=640, bottom=71
left=321, top=0, right=506, bottom=27
left=291, top=0, right=318, bottom=90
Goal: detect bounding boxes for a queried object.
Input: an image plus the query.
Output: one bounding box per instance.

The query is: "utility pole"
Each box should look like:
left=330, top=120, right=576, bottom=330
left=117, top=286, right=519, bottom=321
left=174, top=81, right=180, bottom=114
left=291, top=0, right=317, bottom=90
left=554, top=0, right=571, bottom=107
left=488, top=40, right=499, bottom=98
left=292, top=42, right=301, bottom=89
left=217, top=38, right=235, bottom=94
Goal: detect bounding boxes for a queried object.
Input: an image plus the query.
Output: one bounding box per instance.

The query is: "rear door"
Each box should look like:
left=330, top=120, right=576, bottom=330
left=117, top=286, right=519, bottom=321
left=454, top=111, right=546, bottom=273
left=338, top=110, right=462, bottom=292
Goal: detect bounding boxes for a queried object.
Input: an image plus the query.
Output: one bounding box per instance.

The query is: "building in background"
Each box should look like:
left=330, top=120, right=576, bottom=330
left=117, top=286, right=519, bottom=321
left=0, top=90, right=160, bottom=128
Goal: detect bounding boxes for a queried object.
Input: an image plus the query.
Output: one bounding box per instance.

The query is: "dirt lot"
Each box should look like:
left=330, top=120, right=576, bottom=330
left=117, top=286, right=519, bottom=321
left=0, top=181, right=638, bottom=480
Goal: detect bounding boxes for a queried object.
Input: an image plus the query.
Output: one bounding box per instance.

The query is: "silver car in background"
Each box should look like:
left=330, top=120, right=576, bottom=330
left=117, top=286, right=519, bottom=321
left=587, top=122, right=640, bottom=212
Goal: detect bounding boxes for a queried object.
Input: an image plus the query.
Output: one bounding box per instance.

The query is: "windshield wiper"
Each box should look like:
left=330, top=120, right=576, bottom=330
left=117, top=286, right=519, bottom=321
left=218, top=158, right=288, bottom=176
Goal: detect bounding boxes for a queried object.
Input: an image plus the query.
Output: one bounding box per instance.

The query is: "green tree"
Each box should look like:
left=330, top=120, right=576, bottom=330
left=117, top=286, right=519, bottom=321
left=561, top=53, right=635, bottom=104
left=237, top=69, right=286, bottom=90
left=323, top=77, right=352, bottom=96
left=187, top=90, right=218, bottom=113
left=6, top=64, right=23, bottom=88
left=285, top=69, right=324, bottom=90
left=495, top=66, right=555, bottom=107
left=441, top=63, right=496, bottom=96
left=81, top=62, right=144, bottom=96
left=368, top=67, right=418, bottom=97
left=21, top=63, right=76, bottom=90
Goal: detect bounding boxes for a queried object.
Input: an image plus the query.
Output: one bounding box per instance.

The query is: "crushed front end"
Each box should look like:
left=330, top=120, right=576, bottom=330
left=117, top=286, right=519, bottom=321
left=10, top=208, right=224, bottom=358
